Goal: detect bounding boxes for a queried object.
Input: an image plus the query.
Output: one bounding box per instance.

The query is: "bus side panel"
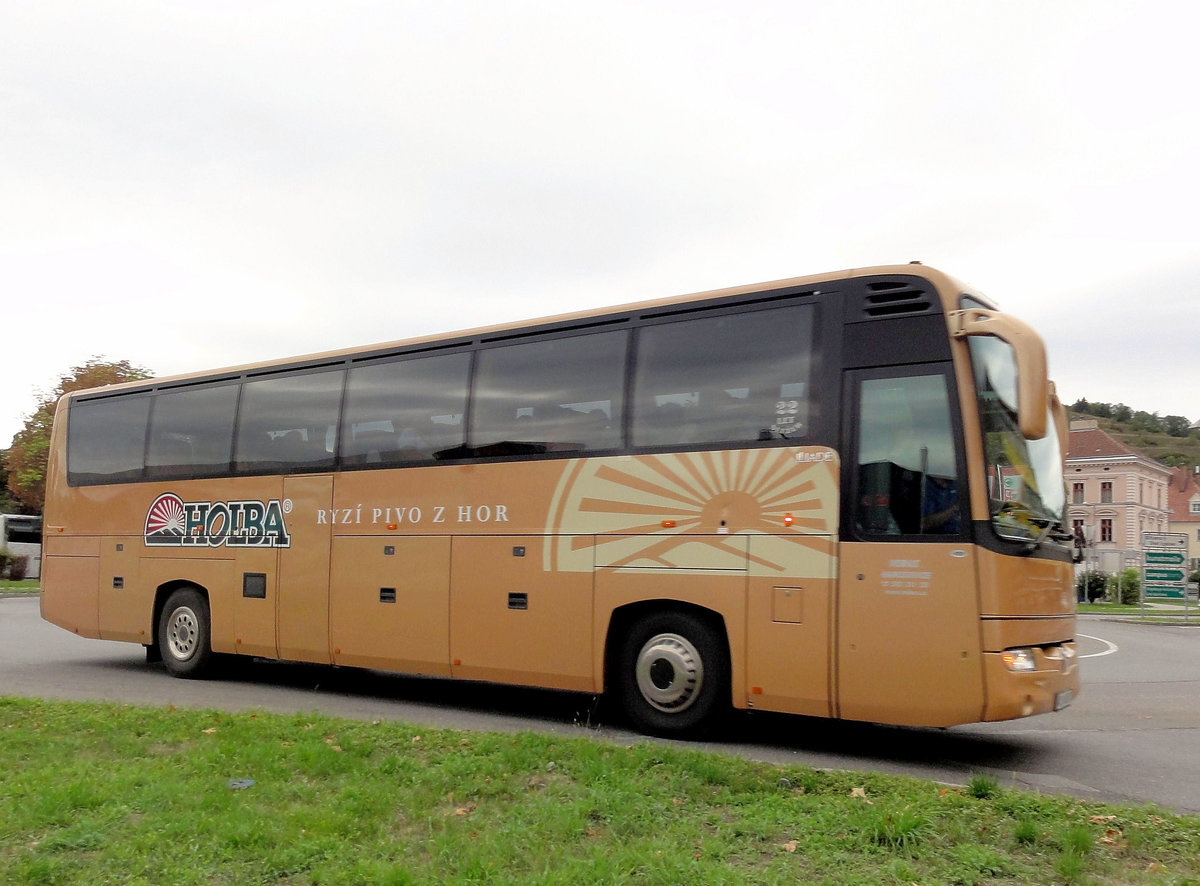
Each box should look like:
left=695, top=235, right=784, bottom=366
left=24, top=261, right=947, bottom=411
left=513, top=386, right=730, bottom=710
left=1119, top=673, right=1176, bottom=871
left=744, top=574, right=834, bottom=718
left=836, top=542, right=984, bottom=726
left=139, top=557, right=237, bottom=651
left=228, top=548, right=279, bottom=657
left=330, top=535, right=451, bottom=675
left=97, top=537, right=147, bottom=644
left=277, top=474, right=333, bottom=664
left=450, top=536, right=595, bottom=692
left=40, top=543, right=101, bottom=639
left=594, top=569, right=747, bottom=707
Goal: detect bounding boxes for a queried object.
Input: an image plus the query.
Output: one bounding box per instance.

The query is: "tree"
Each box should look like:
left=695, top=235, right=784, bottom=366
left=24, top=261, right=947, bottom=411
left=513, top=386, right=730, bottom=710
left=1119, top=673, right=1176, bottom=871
left=5, top=358, right=152, bottom=512
left=1130, top=410, right=1163, bottom=433
left=1163, top=415, right=1191, bottom=438
left=0, top=449, right=31, bottom=513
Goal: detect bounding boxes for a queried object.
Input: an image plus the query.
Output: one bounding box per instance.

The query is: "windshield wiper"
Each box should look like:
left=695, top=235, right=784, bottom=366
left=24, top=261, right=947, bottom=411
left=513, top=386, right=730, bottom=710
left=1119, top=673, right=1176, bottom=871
left=993, top=502, right=1069, bottom=552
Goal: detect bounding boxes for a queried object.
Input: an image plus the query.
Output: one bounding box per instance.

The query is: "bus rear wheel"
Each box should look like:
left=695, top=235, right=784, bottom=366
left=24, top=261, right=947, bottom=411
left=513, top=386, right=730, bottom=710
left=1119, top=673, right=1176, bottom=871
left=617, top=610, right=729, bottom=736
left=157, top=587, right=213, bottom=678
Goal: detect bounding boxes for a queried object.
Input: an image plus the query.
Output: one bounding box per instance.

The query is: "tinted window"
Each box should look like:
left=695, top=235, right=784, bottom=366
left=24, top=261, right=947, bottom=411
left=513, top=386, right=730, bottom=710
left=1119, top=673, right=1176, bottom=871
left=471, top=331, right=626, bottom=456
left=146, top=384, right=238, bottom=479
left=235, top=370, right=343, bottom=473
left=855, top=373, right=961, bottom=536
left=341, top=352, right=470, bottom=465
left=67, top=396, right=150, bottom=484
left=4, top=517, right=42, bottom=544
left=632, top=304, right=814, bottom=447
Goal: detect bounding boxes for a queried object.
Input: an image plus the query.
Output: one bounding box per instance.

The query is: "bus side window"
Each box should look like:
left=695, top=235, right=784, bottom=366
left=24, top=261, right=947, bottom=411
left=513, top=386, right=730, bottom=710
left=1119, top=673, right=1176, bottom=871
left=67, top=395, right=152, bottom=485
left=632, top=304, right=814, bottom=448
left=855, top=373, right=961, bottom=537
left=470, top=331, right=626, bottom=456
left=145, top=383, right=238, bottom=479
left=342, top=352, right=470, bottom=466
left=235, top=370, right=343, bottom=473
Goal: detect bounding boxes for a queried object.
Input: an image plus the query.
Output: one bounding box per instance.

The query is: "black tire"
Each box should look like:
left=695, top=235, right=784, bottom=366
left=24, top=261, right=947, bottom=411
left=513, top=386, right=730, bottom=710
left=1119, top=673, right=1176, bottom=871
left=157, top=587, right=214, bottom=678
left=616, top=610, right=730, bottom=737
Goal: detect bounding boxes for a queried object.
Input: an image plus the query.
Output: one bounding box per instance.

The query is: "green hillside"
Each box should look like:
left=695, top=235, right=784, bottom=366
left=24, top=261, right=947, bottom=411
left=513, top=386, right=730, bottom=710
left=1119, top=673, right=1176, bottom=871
left=1068, top=400, right=1199, bottom=468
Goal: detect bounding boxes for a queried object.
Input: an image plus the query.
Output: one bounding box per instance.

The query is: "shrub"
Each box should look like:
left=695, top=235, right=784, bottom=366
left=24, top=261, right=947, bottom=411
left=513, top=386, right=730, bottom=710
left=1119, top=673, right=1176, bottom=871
left=8, top=555, right=28, bottom=581
left=1118, top=567, right=1141, bottom=605
left=1075, top=571, right=1108, bottom=603
left=0, top=550, right=13, bottom=580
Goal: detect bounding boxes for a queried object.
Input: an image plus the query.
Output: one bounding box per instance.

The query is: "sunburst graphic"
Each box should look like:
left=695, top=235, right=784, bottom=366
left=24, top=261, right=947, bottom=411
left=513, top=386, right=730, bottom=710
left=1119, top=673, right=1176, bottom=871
left=145, top=493, right=186, bottom=539
left=545, top=447, right=838, bottom=577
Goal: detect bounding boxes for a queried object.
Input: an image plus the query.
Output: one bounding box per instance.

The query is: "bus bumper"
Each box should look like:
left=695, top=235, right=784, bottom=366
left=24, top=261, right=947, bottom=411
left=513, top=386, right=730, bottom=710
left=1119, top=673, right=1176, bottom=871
left=981, top=641, right=1079, bottom=721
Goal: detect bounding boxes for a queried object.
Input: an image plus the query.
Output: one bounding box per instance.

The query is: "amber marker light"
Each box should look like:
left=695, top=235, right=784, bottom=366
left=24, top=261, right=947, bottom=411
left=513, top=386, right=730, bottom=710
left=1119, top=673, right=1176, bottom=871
left=783, top=513, right=794, bottom=526
left=661, top=520, right=676, bottom=528
left=1001, top=648, right=1037, bottom=672
left=387, top=522, right=399, bottom=530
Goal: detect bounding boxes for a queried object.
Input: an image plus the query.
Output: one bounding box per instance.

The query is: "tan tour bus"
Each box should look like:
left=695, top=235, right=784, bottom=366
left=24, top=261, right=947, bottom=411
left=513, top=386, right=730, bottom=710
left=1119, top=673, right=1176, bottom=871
left=40, top=264, right=1078, bottom=735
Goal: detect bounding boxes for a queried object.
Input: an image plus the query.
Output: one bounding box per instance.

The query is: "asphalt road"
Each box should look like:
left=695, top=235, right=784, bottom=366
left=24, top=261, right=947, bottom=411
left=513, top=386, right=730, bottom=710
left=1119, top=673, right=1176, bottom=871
left=4, top=597, right=1199, bottom=814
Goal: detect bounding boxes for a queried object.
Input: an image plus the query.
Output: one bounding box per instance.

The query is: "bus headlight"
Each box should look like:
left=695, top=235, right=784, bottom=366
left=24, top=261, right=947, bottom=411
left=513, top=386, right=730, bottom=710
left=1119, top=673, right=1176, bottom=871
left=1001, top=648, right=1037, bottom=672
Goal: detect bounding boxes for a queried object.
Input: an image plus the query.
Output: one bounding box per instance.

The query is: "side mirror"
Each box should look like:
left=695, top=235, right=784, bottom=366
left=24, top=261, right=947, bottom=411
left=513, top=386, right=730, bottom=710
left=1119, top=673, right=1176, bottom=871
left=949, top=308, right=1048, bottom=440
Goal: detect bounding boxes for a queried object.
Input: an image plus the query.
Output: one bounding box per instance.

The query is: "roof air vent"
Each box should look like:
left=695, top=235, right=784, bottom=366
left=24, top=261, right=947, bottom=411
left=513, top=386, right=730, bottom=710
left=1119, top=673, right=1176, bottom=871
left=861, top=280, right=935, bottom=318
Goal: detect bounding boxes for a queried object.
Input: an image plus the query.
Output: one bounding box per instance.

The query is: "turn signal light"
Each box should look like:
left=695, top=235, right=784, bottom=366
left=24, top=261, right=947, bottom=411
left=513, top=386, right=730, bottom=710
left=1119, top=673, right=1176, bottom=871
left=1001, top=648, right=1037, bottom=672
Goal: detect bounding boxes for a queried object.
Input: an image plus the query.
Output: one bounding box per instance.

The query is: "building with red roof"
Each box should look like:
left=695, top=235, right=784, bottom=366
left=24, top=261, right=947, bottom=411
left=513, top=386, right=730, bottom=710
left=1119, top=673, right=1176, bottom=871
left=1166, top=465, right=1200, bottom=572
left=1066, top=419, right=1171, bottom=574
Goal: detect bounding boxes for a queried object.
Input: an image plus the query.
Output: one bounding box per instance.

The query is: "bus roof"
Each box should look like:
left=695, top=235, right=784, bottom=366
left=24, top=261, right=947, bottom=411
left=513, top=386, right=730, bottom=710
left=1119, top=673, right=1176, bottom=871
left=62, top=263, right=970, bottom=401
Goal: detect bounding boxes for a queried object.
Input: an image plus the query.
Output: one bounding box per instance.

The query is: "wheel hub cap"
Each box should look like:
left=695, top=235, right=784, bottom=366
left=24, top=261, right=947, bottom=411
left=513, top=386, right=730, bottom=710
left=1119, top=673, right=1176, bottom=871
left=635, top=633, right=704, bottom=713
left=167, top=606, right=198, bottom=661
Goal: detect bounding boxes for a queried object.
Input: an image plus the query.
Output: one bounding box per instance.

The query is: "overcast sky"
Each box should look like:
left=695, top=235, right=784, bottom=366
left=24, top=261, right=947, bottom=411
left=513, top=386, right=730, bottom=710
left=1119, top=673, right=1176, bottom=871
left=3, top=0, right=1198, bottom=447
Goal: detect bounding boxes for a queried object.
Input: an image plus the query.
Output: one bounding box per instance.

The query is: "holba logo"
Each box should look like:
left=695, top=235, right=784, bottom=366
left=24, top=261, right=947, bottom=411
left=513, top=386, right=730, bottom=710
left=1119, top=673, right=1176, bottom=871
left=144, top=493, right=292, bottom=548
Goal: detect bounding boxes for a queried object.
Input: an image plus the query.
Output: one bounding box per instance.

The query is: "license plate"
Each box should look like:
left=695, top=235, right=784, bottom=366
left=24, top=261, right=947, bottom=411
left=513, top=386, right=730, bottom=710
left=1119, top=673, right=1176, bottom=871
left=1054, top=689, right=1074, bottom=711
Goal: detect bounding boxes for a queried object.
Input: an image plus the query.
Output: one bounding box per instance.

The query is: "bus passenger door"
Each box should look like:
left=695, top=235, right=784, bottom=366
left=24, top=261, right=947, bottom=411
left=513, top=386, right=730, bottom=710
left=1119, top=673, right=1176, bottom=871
left=836, top=369, right=983, bottom=727
left=277, top=474, right=334, bottom=663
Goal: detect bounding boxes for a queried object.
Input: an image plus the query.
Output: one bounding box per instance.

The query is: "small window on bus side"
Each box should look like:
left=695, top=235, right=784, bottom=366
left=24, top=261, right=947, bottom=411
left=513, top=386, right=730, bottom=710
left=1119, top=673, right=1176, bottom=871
left=470, top=331, right=627, bottom=457
left=67, top=395, right=151, bottom=485
left=854, top=373, right=962, bottom=536
left=146, top=384, right=238, bottom=479
left=632, top=303, right=814, bottom=448
left=341, top=352, right=470, bottom=465
left=234, top=369, right=344, bottom=473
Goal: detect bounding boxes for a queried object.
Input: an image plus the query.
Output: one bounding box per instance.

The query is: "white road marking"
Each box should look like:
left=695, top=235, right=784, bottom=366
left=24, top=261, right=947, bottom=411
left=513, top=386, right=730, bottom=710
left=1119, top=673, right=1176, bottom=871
left=1077, top=633, right=1118, bottom=658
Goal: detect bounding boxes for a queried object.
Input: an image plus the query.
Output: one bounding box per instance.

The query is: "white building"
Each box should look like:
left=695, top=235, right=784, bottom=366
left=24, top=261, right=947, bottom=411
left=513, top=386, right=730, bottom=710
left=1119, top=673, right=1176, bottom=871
left=1066, top=419, right=1171, bottom=576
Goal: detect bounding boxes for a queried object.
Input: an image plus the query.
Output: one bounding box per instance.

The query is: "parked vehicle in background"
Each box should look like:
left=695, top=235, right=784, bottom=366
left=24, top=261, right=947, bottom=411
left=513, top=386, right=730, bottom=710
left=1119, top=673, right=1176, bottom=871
left=1, top=514, right=42, bottom=580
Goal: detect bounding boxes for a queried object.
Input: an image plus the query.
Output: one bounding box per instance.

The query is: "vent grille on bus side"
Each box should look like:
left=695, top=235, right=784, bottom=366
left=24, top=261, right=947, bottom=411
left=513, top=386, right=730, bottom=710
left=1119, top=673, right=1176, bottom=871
left=859, top=280, right=936, bottom=319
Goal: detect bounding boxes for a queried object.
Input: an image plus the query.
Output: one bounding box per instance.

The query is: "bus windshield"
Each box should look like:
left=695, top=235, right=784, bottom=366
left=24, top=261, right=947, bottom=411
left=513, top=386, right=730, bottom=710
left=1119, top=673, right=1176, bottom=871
left=969, top=334, right=1066, bottom=542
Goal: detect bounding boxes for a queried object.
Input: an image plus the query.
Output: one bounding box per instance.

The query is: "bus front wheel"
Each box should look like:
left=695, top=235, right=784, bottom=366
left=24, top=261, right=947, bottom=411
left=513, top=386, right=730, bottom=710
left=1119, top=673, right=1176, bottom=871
left=617, top=610, right=729, bottom=736
left=157, top=587, right=213, bottom=678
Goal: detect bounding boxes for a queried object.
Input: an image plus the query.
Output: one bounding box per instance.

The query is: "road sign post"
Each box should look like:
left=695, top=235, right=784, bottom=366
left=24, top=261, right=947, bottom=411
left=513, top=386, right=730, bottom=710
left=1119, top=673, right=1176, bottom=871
left=1141, top=532, right=1191, bottom=620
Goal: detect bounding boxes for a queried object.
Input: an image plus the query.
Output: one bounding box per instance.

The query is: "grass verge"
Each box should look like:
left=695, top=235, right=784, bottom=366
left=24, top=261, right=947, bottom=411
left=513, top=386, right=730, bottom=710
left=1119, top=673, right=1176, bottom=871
left=0, top=580, right=39, bottom=595
left=2, top=699, right=1199, bottom=884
